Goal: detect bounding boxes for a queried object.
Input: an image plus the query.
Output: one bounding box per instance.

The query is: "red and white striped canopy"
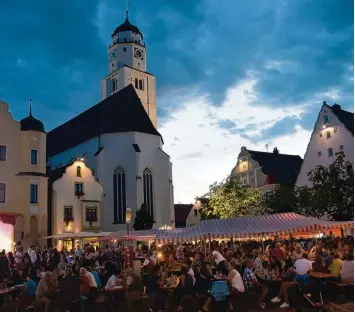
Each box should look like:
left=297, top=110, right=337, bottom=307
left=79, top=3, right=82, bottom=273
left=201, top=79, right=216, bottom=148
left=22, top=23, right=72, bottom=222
left=156, top=213, right=354, bottom=244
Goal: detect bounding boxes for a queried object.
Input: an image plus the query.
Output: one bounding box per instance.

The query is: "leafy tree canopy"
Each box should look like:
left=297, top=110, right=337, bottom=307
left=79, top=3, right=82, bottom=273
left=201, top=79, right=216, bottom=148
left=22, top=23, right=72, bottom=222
left=133, top=203, right=154, bottom=230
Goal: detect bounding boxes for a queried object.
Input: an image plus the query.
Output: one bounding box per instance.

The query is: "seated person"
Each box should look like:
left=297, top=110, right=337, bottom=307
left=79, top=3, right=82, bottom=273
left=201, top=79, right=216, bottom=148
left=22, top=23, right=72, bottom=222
left=146, top=266, right=165, bottom=312
left=228, top=260, right=244, bottom=295
left=195, top=264, right=213, bottom=295
left=105, top=269, right=125, bottom=308
left=330, top=253, right=343, bottom=279
left=312, top=253, right=329, bottom=273
left=57, top=267, right=81, bottom=312
left=17, top=274, right=37, bottom=311
left=271, top=265, right=297, bottom=308
left=243, top=258, right=268, bottom=310
left=175, top=266, right=194, bottom=311
left=341, top=254, right=354, bottom=283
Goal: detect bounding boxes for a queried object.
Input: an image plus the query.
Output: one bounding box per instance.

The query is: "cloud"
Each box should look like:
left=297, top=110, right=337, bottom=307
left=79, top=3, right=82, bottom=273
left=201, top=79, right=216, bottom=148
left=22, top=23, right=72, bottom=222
left=160, top=78, right=312, bottom=202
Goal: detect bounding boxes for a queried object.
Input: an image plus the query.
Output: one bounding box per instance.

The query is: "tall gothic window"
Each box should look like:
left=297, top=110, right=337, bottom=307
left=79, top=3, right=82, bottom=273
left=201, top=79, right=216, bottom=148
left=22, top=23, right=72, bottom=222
left=143, top=167, right=154, bottom=217
left=139, top=79, right=144, bottom=90
left=112, top=78, right=117, bottom=92
left=135, top=78, right=139, bottom=89
left=113, top=166, right=126, bottom=223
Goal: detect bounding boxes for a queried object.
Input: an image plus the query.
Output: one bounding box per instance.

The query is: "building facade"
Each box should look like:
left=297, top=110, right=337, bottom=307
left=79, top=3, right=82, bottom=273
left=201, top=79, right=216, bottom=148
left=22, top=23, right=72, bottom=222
left=47, top=13, right=174, bottom=232
left=296, top=102, right=354, bottom=187
left=231, top=146, right=303, bottom=194
left=0, top=100, right=48, bottom=251
left=49, top=159, right=104, bottom=250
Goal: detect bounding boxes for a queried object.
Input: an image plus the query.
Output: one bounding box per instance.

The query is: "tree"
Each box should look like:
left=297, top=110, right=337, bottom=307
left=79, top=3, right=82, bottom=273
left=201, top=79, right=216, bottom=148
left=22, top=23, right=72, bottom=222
left=295, top=151, right=354, bottom=221
left=196, top=175, right=264, bottom=219
left=262, top=183, right=297, bottom=214
left=133, top=203, right=154, bottom=230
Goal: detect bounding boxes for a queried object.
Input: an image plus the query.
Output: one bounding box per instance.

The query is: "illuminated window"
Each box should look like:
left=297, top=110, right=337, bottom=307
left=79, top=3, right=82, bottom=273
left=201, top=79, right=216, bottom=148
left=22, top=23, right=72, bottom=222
left=76, top=166, right=82, bottom=177
left=64, top=206, right=73, bottom=222
left=318, top=151, right=322, bottom=157
left=143, top=167, right=154, bottom=217
left=326, top=131, right=331, bottom=139
left=340, top=145, right=344, bottom=151
left=328, top=148, right=333, bottom=157
left=86, top=206, right=98, bottom=223
left=113, top=166, right=126, bottom=223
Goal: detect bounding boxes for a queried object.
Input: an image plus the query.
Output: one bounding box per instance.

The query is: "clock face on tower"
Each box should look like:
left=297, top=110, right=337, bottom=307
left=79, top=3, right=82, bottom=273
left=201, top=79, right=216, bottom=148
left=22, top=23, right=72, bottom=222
left=134, top=48, right=144, bottom=60
left=109, top=51, right=116, bottom=62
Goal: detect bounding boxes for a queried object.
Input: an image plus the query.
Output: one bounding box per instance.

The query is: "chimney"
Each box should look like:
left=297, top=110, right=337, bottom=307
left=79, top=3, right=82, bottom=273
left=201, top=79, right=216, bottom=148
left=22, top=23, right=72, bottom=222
left=332, top=103, right=341, bottom=112
left=273, top=147, right=279, bottom=154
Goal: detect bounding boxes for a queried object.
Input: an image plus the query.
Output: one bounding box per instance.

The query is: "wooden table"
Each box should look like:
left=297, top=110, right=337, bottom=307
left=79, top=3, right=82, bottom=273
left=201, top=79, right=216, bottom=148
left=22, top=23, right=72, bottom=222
left=0, top=288, right=12, bottom=307
left=309, top=272, right=335, bottom=279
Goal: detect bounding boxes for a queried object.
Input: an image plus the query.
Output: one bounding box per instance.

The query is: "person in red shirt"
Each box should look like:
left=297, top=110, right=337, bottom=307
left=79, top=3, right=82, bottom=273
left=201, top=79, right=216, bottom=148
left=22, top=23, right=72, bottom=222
left=79, top=268, right=90, bottom=297
left=271, top=243, right=283, bottom=263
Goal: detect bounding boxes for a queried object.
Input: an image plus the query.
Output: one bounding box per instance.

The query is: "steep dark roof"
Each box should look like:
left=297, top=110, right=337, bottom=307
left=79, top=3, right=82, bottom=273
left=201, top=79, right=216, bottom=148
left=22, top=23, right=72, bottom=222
left=47, top=85, right=161, bottom=157
left=247, top=149, right=303, bottom=185
left=174, top=204, right=193, bottom=228
left=330, top=104, right=354, bottom=135
left=20, top=114, right=45, bottom=133
left=112, top=15, right=142, bottom=38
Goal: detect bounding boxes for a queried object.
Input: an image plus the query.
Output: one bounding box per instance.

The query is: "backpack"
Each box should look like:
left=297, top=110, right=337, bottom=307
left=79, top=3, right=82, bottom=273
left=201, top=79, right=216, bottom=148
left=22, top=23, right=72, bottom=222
left=210, top=279, right=230, bottom=302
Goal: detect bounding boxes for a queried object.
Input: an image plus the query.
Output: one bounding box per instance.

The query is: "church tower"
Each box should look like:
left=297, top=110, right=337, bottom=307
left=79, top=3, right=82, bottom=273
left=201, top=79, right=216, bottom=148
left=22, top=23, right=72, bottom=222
left=100, top=11, right=157, bottom=127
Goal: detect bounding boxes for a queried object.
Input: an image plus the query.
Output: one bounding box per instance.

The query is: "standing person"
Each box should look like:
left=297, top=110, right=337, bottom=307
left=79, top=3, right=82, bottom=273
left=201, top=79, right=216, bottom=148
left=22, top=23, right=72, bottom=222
left=15, top=247, right=23, bottom=270
left=28, top=246, right=37, bottom=265
left=291, top=244, right=304, bottom=262
left=0, top=250, right=9, bottom=285
left=58, top=267, right=81, bottom=311
left=103, top=245, right=113, bottom=261
left=212, top=250, right=229, bottom=272
left=146, top=266, right=165, bottom=312
left=243, top=258, right=268, bottom=309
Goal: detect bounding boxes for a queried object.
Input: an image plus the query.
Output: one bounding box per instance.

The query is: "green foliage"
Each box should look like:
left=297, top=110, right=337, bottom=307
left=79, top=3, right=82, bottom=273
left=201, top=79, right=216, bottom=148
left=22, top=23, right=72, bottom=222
left=262, top=183, right=297, bottom=214
left=133, top=203, right=154, bottom=230
left=295, top=151, right=354, bottom=221
left=196, top=175, right=264, bottom=219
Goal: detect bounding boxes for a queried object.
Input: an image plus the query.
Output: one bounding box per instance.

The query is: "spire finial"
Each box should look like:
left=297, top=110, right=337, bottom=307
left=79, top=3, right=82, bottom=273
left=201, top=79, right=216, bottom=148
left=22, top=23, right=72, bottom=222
left=125, top=0, right=130, bottom=20
left=29, top=98, right=32, bottom=116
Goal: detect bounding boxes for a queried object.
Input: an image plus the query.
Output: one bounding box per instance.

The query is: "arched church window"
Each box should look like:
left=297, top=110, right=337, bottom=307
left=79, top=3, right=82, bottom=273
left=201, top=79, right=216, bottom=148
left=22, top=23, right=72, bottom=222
left=113, top=166, right=126, bottom=223
left=76, top=166, right=82, bottom=177
left=135, top=78, right=138, bottom=89
left=139, top=79, right=144, bottom=90
left=143, top=167, right=154, bottom=217
left=112, top=78, right=117, bottom=92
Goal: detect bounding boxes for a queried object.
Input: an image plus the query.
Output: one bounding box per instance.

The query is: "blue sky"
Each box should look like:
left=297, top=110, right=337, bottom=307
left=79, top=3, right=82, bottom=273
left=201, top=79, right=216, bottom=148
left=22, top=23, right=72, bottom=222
left=0, top=0, right=353, bottom=202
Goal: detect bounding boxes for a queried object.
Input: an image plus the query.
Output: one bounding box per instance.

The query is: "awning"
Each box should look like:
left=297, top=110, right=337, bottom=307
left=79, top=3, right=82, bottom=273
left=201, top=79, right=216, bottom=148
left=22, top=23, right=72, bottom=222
left=156, top=213, right=354, bottom=243
left=41, top=232, right=113, bottom=239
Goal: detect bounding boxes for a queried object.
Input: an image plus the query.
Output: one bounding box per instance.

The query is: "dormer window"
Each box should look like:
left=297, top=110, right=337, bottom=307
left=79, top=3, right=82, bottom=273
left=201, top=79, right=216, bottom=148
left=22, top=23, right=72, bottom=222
left=123, top=47, right=127, bottom=52
left=326, top=131, right=331, bottom=139
left=77, top=166, right=82, bottom=177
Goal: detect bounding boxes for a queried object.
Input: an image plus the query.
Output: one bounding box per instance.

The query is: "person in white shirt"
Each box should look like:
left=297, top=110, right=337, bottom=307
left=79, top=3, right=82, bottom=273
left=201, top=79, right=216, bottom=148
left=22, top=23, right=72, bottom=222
left=228, top=260, right=244, bottom=294
left=105, top=272, right=121, bottom=290
left=294, top=253, right=312, bottom=275
left=252, top=250, right=263, bottom=273
left=28, top=246, right=37, bottom=264
left=15, top=248, right=23, bottom=269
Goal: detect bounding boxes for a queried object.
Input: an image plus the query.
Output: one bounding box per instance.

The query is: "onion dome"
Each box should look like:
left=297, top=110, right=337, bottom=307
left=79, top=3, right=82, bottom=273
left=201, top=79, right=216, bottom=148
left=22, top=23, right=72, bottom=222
left=112, top=11, right=143, bottom=38
left=20, top=99, right=45, bottom=133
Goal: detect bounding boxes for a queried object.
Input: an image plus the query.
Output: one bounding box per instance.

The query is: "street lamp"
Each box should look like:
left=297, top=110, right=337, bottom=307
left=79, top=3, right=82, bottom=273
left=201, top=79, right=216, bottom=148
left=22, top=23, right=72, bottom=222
left=126, top=208, right=131, bottom=237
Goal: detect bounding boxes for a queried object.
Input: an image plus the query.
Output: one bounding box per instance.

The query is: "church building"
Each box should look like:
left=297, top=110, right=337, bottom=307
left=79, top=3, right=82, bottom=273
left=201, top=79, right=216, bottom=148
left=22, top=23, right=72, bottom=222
left=47, top=12, right=174, bottom=232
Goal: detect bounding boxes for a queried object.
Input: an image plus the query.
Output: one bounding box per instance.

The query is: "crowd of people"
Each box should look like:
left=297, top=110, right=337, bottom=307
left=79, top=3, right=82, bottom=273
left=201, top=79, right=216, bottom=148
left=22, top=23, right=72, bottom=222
left=0, top=233, right=352, bottom=312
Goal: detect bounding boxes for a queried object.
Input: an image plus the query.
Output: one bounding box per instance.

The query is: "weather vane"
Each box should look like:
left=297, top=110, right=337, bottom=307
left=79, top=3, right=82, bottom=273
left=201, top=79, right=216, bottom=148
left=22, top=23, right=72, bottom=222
left=125, top=0, right=131, bottom=17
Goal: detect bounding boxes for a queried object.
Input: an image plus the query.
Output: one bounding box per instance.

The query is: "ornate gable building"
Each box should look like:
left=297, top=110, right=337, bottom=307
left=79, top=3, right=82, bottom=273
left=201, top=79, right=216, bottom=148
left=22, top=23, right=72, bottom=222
left=47, top=13, right=174, bottom=233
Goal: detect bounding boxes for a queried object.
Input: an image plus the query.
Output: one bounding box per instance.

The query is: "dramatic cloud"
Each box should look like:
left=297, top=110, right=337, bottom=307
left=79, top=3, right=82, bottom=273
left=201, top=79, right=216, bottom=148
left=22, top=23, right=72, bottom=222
left=0, top=0, right=353, bottom=202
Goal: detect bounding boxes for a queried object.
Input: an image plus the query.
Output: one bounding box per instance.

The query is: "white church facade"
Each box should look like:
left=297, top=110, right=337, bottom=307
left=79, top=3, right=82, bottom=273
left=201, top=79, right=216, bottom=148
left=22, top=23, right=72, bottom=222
left=47, top=13, right=174, bottom=232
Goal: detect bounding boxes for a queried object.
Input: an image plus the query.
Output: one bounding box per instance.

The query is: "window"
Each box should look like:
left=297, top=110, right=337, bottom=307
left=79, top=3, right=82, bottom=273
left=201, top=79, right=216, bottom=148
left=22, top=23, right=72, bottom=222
left=0, top=183, right=5, bottom=203
left=326, top=131, right=331, bottom=139
left=0, top=146, right=6, bottom=161
left=86, top=206, right=98, bottom=224
left=328, top=148, right=333, bottom=157
left=30, top=184, right=38, bottom=204
left=123, top=47, right=127, bottom=52
left=113, top=166, right=126, bottom=223
left=334, top=128, right=338, bottom=133
left=135, top=78, right=138, bottom=89
left=323, top=115, right=329, bottom=124
left=143, top=167, right=154, bottom=217
left=194, top=209, right=198, bottom=216
left=139, top=79, right=144, bottom=90
left=319, top=133, right=322, bottom=137
left=30, top=149, right=38, bottom=165
left=340, top=145, right=344, bottom=151
left=76, top=166, right=82, bottom=177
left=64, top=206, right=73, bottom=222
left=318, top=151, right=322, bottom=157
left=75, top=183, right=84, bottom=195
left=112, top=78, right=117, bottom=92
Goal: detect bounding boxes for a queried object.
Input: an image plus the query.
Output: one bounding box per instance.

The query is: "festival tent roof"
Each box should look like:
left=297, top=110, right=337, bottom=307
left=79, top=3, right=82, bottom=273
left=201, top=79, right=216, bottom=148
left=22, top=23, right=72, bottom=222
left=41, top=232, right=112, bottom=239
left=156, top=213, right=354, bottom=243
